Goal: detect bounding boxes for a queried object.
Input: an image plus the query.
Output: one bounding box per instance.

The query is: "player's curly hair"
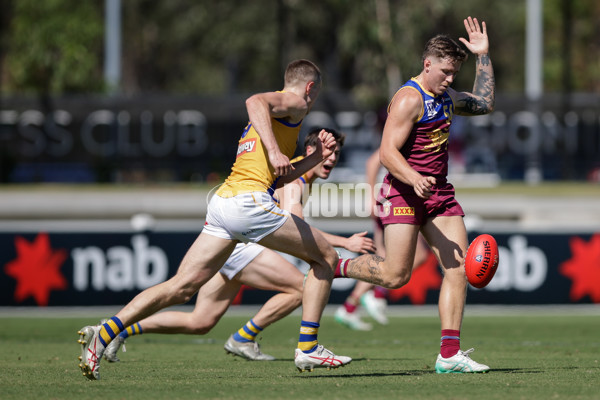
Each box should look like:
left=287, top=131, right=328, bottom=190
left=422, top=34, right=468, bottom=64
left=303, top=127, right=345, bottom=155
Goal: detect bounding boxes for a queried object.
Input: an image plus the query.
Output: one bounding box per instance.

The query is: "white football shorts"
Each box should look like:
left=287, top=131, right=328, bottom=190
left=202, top=191, right=290, bottom=243
left=219, top=242, right=265, bottom=279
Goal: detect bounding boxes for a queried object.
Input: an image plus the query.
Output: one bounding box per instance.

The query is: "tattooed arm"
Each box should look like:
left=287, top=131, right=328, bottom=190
left=451, top=16, right=495, bottom=116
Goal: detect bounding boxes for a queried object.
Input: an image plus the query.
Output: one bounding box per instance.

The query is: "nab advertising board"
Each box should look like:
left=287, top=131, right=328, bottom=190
left=1, top=230, right=599, bottom=307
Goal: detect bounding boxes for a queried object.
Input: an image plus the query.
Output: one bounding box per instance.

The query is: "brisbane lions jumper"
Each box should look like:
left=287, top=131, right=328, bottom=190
left=378, top=78, right=464, bottom=225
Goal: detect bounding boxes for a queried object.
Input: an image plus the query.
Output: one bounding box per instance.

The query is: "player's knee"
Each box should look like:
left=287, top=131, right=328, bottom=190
left=382, top=269, right=411, bottom=289
left=442, top=265, right=468, bottom=286
left=309, top=246, right=337, bottom=278
left=187, top=319, right=216, bottom=335
left=323, top=246, right=339, bottom=271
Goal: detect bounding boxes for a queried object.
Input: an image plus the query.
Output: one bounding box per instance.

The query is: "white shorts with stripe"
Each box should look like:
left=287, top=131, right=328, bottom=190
left=203, top=191, right=290, bottom=243
left=218, top=242, right=265, bottom=279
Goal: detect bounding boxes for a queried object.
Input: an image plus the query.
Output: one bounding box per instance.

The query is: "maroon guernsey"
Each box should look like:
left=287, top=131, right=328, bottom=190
left=377, top=78, right=463, bottom=225
left=382, top=78, right=454, bottom=196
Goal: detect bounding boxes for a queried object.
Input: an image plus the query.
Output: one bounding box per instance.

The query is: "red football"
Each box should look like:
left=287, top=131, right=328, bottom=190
left=465, top=234, right=499, bottom=289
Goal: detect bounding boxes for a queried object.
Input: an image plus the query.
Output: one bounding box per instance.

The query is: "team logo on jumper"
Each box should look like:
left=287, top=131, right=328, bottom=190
left=236, top=139, right=257, bottom=157
left=424, top=99, right=436, bottom=118
left=393, top=207, right=415, bottom=216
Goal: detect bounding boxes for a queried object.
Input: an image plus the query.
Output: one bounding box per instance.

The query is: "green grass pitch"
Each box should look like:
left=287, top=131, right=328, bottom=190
left=1, top=311, right=599, bottom=400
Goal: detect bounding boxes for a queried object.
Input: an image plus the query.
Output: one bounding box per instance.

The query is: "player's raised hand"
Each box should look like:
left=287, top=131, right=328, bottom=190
left=316, top=129, right=337, bottom=160
left=459, top=16, right=489, bottom=55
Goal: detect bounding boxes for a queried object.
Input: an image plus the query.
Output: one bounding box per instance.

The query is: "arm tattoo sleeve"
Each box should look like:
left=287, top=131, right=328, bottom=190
left=459, top=54, right=495, bottom=115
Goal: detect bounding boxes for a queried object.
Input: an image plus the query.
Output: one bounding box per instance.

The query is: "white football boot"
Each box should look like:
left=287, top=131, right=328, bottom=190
left=334, top=307, right=373, bottom=331
left=360, top=290, right=389, bottom=325
left=77, top=325, right=105, bottom=380
left=103, top=335, right=126, bottom=363
left=435, top=348, right=490, bottom=373
left=294, top=345, right=352, bottom=372
left=224, top=335, right=275, bottom=361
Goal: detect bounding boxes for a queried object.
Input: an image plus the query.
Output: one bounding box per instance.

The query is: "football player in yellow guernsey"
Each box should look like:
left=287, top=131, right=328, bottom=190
left=77, top=60, right=352, bottom=380
left=100, top=128, right=375, bottom=364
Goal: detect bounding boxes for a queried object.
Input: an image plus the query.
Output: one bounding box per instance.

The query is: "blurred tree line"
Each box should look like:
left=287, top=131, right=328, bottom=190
left=1, top=0, right=598, bottom=109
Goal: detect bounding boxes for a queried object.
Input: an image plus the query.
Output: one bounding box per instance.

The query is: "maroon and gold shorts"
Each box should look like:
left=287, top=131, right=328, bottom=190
left=376, top=182, right=464, bottom=226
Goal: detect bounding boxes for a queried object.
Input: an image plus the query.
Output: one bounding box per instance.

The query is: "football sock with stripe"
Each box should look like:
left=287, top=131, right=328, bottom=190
left=298, top=320, right=319, bottom=353
left=440, top=329, right=460, bottom=358
left=233, top=319, right=263, bottom=343
left=99, top=316, right=124, bottom=347
left=118, top=322, right=143, bottom=339
left=335, top=258, right=350, bottom=278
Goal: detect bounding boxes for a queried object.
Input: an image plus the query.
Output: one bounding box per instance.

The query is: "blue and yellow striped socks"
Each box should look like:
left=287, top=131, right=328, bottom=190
left=233, top=319, right=263, bottom=343
left=99, top=316, right=124, bottom=347
left=118, top=322, right=143, bottom=340
left=298, top=321, right=319, bottom=353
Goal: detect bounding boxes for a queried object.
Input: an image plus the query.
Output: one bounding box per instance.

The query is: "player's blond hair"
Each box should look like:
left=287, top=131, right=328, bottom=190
left=284, top=59, right=322, bottom=87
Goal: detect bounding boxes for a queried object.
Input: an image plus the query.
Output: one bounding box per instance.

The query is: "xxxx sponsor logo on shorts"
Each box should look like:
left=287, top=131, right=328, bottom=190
left=236, top=139, right=257, bottom=157
left=393, top=207, right=415, bottom=216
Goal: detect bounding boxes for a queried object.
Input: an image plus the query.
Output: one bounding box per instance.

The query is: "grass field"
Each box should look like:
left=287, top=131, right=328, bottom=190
left=1, top=311, right=599, bottom=400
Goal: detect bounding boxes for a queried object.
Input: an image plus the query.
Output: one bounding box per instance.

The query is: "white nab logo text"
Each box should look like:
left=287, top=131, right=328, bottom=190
left=72, top=234, right=169, bottom=291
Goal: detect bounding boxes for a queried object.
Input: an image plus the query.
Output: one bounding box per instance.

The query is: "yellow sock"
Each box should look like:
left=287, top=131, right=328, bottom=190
left=297, top=321, right=319, bottom=353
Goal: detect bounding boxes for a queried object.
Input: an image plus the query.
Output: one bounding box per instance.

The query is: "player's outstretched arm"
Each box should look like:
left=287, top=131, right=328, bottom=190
left=453, top=16, right=495, bottom=116
left=274, top=130, right=336, bottom=187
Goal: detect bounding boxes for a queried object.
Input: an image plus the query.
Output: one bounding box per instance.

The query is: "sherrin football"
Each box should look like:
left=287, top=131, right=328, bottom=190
left=465, top=234, right=499, bottom=289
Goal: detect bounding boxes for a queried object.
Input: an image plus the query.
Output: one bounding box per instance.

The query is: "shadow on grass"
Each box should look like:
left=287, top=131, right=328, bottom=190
left=485, top=368, right=544, bottom=374
left=295, top=370, right=436, bottom=378
left=294, top=366, right=546, bottom=378
left=272, top=357, right=421, bottom=363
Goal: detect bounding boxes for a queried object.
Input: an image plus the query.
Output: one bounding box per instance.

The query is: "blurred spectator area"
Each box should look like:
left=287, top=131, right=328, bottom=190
left=1, top=92, right=599, bottom=184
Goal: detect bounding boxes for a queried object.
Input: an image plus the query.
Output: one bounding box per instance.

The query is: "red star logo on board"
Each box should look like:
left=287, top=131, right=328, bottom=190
left=4, top=233, right=68, bottom=306
left=388, top=252, right=442, bottom=304
left=558, top=234, right=600, bottom=303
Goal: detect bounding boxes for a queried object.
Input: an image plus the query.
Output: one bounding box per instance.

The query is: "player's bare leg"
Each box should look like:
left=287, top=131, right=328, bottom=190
left=126, top=271, right=242, bottom=335
left=235, top=250, right=304, bottom=327
left=223, top=250, right=305, bottom=360
left=114, top=233, right=238, bottom=325
left=105, top=249, right=304, bottom=362
left=422, top=215, right=489, bottom=373
left=341, top=224, right=421, bottom=289
left=78, top=233, right=238, bottom=379
left=259, top=214, right=336, bottom=323
left=350, top=281, right=376, bottom=299
left=421, top=215, right=468, bottom=331
left=258, top=214, right=352, bottom=371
